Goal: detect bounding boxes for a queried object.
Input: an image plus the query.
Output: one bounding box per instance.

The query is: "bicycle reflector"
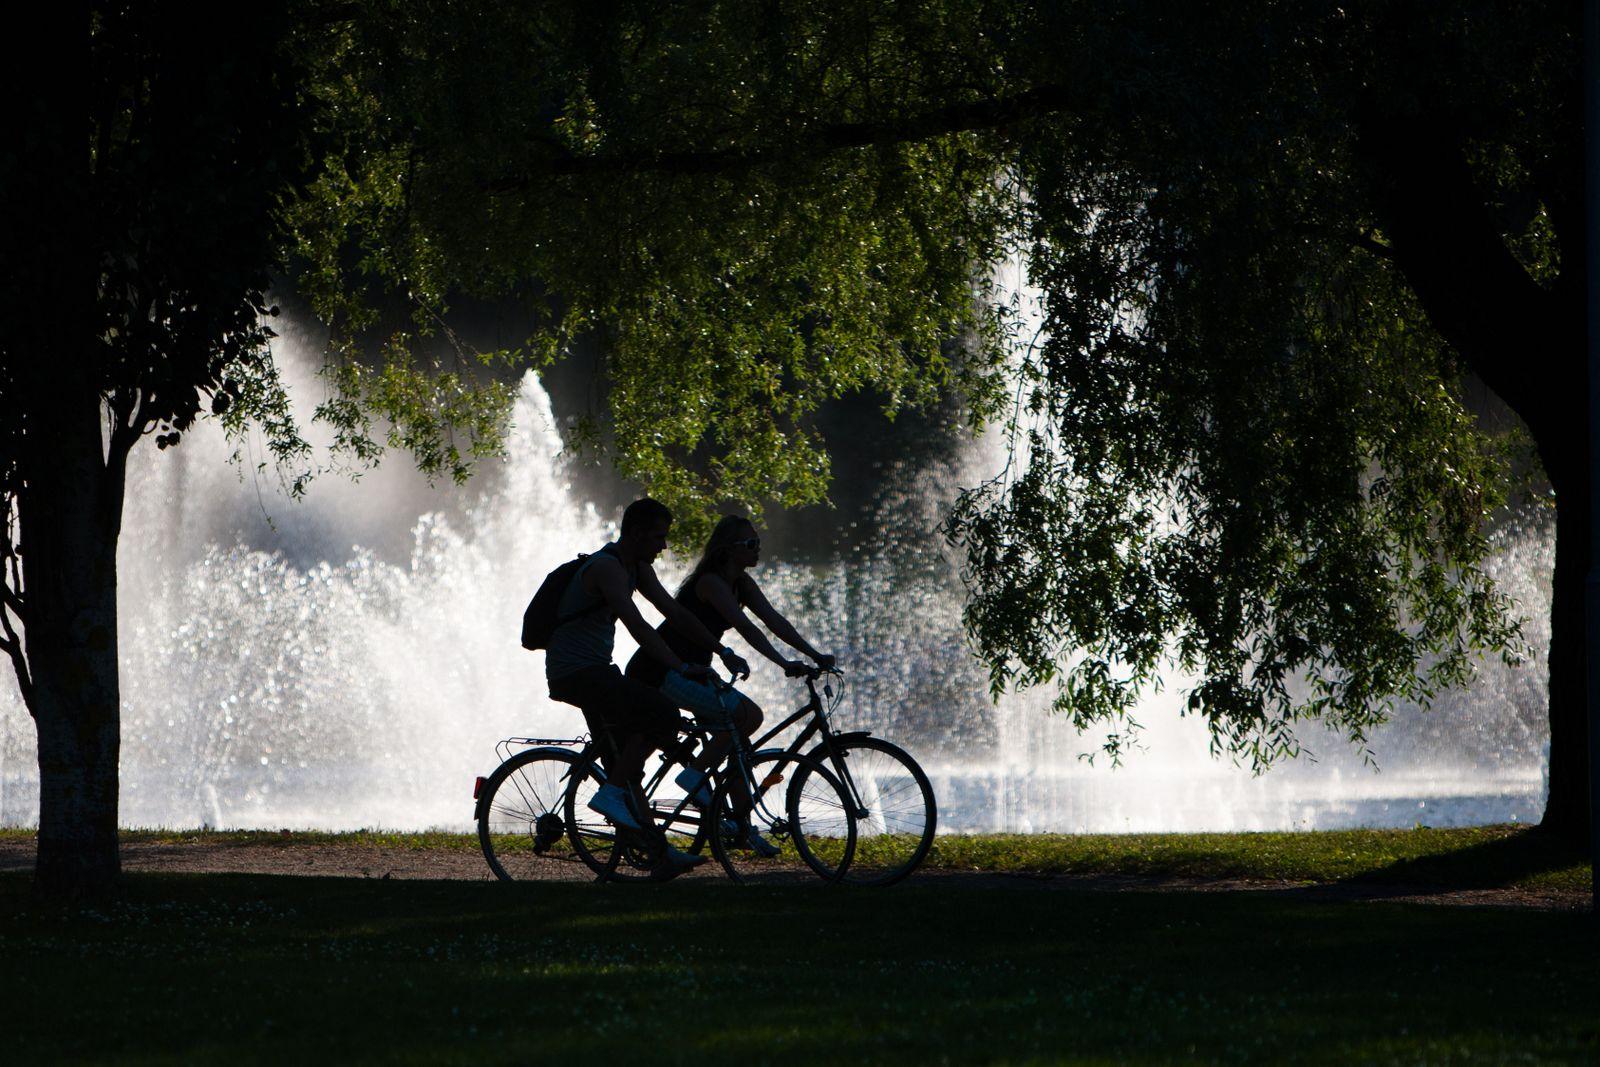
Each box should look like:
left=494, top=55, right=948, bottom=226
left=473, top=776, right=485, bottom=800
left=760, top=771, right=785, bottom=789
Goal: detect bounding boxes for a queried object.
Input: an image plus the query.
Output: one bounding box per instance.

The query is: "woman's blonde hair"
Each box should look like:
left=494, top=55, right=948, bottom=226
left=676, top=514, right=757, bottom=599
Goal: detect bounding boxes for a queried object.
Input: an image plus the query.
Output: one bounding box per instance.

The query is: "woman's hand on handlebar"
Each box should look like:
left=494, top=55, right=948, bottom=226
left=783, top=659, right=812, bottom=678
left=812, top=653, right=836, bottom=671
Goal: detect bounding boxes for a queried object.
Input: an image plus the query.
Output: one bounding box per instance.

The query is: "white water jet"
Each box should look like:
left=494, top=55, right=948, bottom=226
left=0, top=313, right=1549, bottom=832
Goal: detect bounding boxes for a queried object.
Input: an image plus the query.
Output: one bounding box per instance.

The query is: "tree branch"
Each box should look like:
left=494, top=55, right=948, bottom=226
left=1352, top=233, right=1394, bottom=262
left=0, top=554, right=30, bottom=715
left=1355, top=106, right=1577, bottom=459
left=0, top=624, right=33, bottom=715
left=106, top=385, right=147, bottom=460
left=486, top=82, right=1076, bottom=188
left=1293, top=223, right=1395, bottom=262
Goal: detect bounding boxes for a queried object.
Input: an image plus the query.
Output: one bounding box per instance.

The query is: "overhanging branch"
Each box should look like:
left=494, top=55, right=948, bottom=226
left=487, top=82, right=1076, bottom=188
left=1355, top=106, right=1572, bottom=446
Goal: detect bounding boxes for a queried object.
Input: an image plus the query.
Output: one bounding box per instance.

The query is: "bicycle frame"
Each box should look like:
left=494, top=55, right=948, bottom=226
left=488, top=675, right=860, bottom=845
left=749, top=672, right=872, bottom=819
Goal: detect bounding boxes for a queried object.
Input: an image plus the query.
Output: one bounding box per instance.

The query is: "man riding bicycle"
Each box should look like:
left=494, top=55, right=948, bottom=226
left=545, top=497, right=751, bottom=878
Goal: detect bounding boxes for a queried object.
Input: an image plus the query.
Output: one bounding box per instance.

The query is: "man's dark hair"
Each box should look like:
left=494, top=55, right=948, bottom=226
left=620, top=497, right=673, bottom=536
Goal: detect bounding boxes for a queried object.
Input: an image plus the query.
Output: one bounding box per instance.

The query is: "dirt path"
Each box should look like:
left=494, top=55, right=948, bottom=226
left=1, top=836, right=1587, bottom=910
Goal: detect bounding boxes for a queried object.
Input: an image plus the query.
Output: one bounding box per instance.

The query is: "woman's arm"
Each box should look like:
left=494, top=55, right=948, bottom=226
left=697, top=574, right=801, bottom=671
left=738, top=576, right=832, bottom=666
left=637, top=565, right=750, bottom=677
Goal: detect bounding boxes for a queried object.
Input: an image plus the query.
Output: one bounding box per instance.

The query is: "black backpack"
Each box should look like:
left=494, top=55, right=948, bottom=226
left=519, top=547, right=617, bottom=651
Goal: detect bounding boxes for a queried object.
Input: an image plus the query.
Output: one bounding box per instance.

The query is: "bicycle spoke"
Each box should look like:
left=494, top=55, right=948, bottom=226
left=804, top=736, right=936, bottom=886
left=710, top=752, right=857, bottom=885
left=478, top=748, right=587, bottom=880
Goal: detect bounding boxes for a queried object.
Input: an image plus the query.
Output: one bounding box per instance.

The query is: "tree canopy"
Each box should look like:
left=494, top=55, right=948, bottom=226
left=948, top=0, right=1577, bottom=768
left=2, top=2, right=312, bottom=703
left=297, top=0, right=1579, bottom=797
left=287, top=0, right=1019, bottom=539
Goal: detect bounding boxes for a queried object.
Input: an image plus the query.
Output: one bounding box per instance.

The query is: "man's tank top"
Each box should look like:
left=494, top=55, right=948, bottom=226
left=544, top=544, right=634, bottom=681
left=624, top=573, right=742, bottom=687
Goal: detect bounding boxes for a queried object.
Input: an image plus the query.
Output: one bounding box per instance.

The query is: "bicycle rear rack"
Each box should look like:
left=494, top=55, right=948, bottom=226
left=494, top=734, right=589, bottom=762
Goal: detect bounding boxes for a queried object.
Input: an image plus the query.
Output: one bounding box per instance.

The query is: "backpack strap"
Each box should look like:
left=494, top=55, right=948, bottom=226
left=556, top=544, right=624, bottom=625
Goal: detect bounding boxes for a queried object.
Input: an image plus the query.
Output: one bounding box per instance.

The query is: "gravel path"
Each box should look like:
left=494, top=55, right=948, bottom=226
left=0, top=836, right=1587, bottom=909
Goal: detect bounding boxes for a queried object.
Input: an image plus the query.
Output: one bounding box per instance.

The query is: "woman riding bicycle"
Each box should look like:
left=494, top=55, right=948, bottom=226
left=624, top=515, right=835, bottom=853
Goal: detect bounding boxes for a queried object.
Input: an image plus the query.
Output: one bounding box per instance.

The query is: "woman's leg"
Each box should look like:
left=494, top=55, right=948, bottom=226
left=692, top=697, right=761, bottom=775
left=717, top=698, right=765, bottom=816
left=737, top=699, right=764, bottom=743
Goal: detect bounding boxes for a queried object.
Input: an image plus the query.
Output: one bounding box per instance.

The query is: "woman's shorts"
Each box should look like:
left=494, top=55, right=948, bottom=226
left=659, top=669, right=746, bottom=729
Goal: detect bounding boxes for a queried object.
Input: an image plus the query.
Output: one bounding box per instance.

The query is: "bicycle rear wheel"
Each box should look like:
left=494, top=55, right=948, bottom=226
left=708, top=751, right=856, bottom=885
left=804, top=735, right=936, bottom=887
left=477, top=747, right=587, bottom=881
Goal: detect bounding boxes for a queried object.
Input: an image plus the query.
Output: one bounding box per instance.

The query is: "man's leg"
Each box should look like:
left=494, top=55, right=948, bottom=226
left=613, top=732, right=659, bottom=834
left=554, top=667, right=661, bottom=835
left=599, top=669, right=684, bottom=843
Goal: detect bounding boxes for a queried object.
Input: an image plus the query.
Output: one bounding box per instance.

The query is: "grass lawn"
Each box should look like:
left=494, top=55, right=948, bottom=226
left=1, top=826, right=1596, bottom=1064
left=921, top=825, right=1594, bottom=893
left=3, top=823, right=1589, bottom=891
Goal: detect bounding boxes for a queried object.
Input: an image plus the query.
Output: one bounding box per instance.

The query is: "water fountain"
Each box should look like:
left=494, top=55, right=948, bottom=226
left=0, top=314, right=1550, bottom=832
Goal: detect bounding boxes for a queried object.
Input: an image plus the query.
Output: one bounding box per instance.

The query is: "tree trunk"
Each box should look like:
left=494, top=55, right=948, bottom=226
left=1543, top=462, right=1592, bottom=842
left=21, top=387, right=127, bottom=897
left=1355, top=103, right=1589, bottom=843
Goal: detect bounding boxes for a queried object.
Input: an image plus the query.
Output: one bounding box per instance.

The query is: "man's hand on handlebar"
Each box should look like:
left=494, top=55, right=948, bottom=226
left=677, top=662, right=714, bottom=683
left=717, top=646, right=752, bottom=680
left=813, top=653, right=836, bottom=671
left=783, top=659, right=812, bottom=678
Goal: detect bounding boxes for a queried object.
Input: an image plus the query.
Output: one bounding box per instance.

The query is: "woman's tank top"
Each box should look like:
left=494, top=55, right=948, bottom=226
left=623, top=573, right=742, bottom=687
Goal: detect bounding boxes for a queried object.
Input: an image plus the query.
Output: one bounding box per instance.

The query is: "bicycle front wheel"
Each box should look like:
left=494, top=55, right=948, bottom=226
left=803, top=735, right=936, bottom=887
left=477, top=747, right=586, bottom=882
left=708, top=751, right=856, bottom=885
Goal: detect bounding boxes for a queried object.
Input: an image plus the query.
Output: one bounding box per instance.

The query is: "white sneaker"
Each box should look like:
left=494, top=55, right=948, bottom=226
left=674, top=767, right=713, bottom=809
left=586, top=784, right=642, bottom=831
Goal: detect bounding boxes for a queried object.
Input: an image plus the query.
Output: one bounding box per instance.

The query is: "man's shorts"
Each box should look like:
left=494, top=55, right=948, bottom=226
left=659, top=669, right=746, bottom=729
left=548, top=664, right=680, bottom=747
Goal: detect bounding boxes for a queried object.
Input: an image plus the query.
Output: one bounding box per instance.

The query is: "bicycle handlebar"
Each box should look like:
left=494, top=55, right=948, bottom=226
left=697, top=663, right=841, bottom=689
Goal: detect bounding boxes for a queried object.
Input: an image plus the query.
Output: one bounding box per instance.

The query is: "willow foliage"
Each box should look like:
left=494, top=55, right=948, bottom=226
left=946, top=0, right=1563, bottom=766
left=286, top=0, right=1571, bottom=772
left=288, top=0, right=1015, bottom=540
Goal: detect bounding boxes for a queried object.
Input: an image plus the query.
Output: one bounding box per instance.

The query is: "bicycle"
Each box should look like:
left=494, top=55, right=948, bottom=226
left=753, top=667, right=937, bottom=887
left=476, top=699, right=857, bottom=886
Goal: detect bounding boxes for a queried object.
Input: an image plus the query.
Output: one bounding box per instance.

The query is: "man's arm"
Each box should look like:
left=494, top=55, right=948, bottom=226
left=637, top=565, right=722, bottom=651
left=587, top=557, right=699, bottom=674
left=637, top=566, right=751, bottom=677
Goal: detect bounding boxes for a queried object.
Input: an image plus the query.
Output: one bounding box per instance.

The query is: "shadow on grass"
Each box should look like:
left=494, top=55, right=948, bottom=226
left=1344, top=825, right=1590, bottom=891
left=3, top=869, right=1599, bottom=1065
